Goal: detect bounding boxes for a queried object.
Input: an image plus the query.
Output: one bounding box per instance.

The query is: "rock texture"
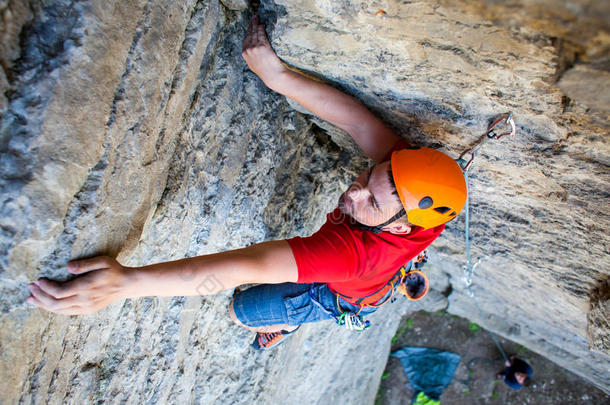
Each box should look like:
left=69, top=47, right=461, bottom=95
left=265, top=0, right=610, bottom=392
left=0, top=0, right=608, bottom=402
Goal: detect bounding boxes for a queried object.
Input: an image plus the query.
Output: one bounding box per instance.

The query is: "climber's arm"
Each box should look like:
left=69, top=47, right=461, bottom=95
left=242, top=16, right=399, bottom=163
left=26, top=240, right=298, bottom=315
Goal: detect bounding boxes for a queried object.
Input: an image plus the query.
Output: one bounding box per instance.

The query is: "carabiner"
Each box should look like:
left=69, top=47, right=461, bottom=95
left=457, top=147, right=476, bottom=171
left=487, top=112, right=516, bottom=140
left=457, top=112, right=515, bottom=171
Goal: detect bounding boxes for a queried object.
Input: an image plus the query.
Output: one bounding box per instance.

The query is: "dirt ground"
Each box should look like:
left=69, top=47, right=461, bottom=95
left=376, top=311, right=609, bottom=405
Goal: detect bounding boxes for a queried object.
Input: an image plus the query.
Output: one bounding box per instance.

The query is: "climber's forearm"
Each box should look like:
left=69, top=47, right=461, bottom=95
left=124, top=240, right=298, bottom=298
left=27, top=241, right=297, bottom=315
left=268, top=70, right=399, bottom=162
left=242, top=16, right=399, bottom=162
left=124, top=256, right=248, bottom=298
left=269, top=70, right=375, bottom=130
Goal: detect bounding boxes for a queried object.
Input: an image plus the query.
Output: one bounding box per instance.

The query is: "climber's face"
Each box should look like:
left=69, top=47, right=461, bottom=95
left=515, top=372, right=527, bottom=385
left=338, top=162, right=405, bottom=227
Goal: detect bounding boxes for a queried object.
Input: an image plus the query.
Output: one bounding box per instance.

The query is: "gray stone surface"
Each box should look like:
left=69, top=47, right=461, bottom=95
left=0, top=0, right=608, bottom=403
left=559, top=65, right=610, bottom=112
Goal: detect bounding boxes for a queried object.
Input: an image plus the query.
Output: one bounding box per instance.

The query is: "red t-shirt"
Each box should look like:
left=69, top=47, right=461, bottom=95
left=286, top=140, right=445, bottom=301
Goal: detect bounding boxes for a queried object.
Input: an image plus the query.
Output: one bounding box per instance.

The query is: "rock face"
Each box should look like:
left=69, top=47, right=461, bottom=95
left=0, top=0, right=608, bottom=402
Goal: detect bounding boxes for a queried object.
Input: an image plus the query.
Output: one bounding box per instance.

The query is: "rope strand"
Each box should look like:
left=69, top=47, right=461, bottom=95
left=462, top=169, right=509, bottom=363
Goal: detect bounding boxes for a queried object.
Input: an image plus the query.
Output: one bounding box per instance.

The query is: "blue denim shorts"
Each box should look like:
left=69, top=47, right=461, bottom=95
left=232, top=283, right=380, bottom=327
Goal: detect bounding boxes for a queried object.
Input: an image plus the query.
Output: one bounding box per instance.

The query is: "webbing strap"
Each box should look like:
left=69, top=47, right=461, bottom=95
left=357, top=208, right=406, bottom=234
left=334, top=261, right=412, bottom=306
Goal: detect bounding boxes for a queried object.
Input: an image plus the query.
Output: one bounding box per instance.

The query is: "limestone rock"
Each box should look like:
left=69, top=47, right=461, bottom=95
left=588, top=278, right=610, bottom=356
left=266, top=0, right=610, bottom=391
left=0, top=0, right=608, bottom=402
left=220, top=0, right=249, bottom=11
left=559, top=65, right=610, bottom=112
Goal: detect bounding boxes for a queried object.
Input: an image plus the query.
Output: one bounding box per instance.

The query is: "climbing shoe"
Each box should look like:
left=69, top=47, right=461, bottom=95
left=250, top=326, right=300, bottom=351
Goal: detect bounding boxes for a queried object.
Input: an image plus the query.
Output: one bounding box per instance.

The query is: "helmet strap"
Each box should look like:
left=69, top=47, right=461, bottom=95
left=357, top=208, right=406, bottom=234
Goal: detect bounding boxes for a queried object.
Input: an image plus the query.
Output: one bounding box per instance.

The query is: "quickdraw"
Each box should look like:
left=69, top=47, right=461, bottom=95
left=336, top=311, right=370, bottom=332
left=458, top=112, right=516, bottom=171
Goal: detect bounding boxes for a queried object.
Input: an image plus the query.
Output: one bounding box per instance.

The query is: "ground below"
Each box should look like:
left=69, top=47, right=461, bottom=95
left=376, top=311, right=608, bottom=405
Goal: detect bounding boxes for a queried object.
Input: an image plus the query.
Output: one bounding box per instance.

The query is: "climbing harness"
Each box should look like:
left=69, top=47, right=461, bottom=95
left=333, top=261, right=412, bottom=306
left=333, top=258, right=431, bottom=304
left=456, top=112, right=516, bottom=363
left=310, top=254, right=431, bottom=332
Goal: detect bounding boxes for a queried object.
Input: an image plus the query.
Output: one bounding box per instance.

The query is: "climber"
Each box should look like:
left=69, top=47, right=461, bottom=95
left=496, top=356, right=533, bottom=390
left=26, top=16, right=466, bottom=350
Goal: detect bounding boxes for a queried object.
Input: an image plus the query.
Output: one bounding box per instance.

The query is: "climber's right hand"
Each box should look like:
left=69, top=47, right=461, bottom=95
left=27, top=256, right=131, bottom=315
left=242, top=15, right=288, bottom=90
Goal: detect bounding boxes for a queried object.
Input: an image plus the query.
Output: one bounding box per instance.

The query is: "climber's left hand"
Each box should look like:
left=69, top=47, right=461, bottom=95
left=242, top=15, right=288, bottom=90
left=26, top=256, right=130, bottom=315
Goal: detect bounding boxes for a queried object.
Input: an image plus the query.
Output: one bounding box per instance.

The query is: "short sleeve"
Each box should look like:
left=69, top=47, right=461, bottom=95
left=286, top=217, right=365, bottom=284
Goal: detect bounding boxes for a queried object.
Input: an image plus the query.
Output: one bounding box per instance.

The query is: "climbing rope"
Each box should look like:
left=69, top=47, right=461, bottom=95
left=457, top=112, right=516, bottom=363
left=462, top=170, right=479, bottom=290
left=462, top=170, right=510, bottom=363
left=458, top=112, right=515, bottom=288
left=469, top=287, right=510, bottom=362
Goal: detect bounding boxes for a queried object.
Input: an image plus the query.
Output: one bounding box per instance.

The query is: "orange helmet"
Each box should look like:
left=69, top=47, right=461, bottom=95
left=391, top=148, right=467, bottom=229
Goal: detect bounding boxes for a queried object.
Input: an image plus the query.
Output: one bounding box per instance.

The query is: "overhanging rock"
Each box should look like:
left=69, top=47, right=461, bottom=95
left=0, top=0, right=608, bottom=402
